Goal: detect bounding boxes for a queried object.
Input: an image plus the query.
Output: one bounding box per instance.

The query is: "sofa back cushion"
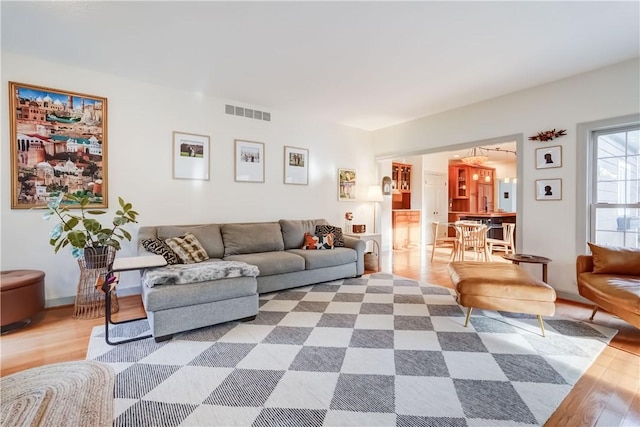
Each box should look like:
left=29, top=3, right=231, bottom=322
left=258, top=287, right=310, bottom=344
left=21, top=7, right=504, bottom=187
left=222, top=222, right=285, bottom=256
left=279, top=219, right=328, bottom=249
left=157, top=224, right=224, bottom=259
left=588, top=242, right=640, bottom=275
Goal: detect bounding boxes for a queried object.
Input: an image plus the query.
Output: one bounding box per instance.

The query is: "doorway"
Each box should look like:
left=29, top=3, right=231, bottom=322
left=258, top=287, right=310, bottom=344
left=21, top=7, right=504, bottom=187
left=423, top=172, right=448, bottom=244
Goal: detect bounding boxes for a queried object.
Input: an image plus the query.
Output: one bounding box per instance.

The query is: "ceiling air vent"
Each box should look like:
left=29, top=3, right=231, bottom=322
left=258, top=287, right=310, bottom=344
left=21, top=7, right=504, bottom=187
left=225, top=104, right=271, bottom=122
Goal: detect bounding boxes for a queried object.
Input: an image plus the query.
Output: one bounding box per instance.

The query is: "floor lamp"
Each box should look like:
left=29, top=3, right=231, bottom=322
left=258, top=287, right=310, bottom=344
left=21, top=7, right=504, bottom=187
left=366, top=185, right=384, bottom=233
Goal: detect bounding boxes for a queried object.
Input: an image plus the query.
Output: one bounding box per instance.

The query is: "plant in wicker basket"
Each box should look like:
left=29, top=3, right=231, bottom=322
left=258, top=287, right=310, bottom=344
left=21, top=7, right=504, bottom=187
left=44, top=193, right=138, bottom=267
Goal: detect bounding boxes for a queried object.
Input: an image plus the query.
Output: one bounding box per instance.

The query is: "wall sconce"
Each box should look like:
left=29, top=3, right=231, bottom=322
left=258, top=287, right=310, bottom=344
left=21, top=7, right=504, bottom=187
left=472, top=173, right=479, bottom=181
left=485, top=175, right=491, bottom=182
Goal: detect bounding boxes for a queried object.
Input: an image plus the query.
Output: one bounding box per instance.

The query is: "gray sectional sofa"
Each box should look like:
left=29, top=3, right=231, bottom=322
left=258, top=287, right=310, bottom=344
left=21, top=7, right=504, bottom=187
left=137, top=219, right=366, bottom=341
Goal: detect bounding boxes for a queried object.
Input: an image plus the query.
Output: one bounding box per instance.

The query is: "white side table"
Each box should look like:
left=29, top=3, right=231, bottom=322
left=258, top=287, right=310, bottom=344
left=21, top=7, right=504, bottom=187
left=345, top=233, right=382, bottom=272
left=102, top=255, right=167, bottom=345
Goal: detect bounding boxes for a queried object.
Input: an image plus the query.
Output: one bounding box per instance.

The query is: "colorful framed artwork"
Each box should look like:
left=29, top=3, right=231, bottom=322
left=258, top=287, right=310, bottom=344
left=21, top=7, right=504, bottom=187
left=536, top=178, right=562, bottom=201
left=536, top=145, right=562, bottom=169
left=283, top=145, right=309, bottom=185
left=172, top=131, right=210, bottom=180
left=235, top=139, right=265, bottom=182
left=338, top=168, right=357, bottom=201
left=9, top=82, right=108, bottom=209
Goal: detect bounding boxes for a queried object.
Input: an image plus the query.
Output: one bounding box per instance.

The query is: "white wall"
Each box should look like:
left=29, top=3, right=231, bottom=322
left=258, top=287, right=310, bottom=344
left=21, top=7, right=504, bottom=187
left=1, top=52, right=375, bottom=305
left=372, top=58, right=640, bottom=298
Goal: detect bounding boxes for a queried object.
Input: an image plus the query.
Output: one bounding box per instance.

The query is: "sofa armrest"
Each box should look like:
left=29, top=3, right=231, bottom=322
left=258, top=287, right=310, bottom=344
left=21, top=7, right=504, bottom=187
left=576, top=255, right=594, bottom=276
left=343, top=236, right=366, bottom=276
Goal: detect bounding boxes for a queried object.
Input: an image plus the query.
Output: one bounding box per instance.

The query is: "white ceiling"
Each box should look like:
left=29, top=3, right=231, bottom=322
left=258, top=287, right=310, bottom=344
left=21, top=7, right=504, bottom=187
left=2, top=1, right=638, bottom=131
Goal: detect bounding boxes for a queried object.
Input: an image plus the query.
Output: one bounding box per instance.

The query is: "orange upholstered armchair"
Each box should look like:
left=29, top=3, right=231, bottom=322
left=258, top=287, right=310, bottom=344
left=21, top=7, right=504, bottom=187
left=576, top=243, right=640, bottom=328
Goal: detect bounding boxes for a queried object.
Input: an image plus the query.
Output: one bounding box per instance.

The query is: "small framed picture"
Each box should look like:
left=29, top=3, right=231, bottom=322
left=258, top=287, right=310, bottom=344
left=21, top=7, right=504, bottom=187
left=173, top=131, right=210, bottom=180
left=382, top=176, right=392, bottom=195
left=536, top=145, right=562, bottom=169
left=536, top=179, right=562, bottom=200
left=338, top=168, right=357, bottom=201
left=235, top=139, right=265, bottom=182
left=283, top=146, right=309, bottom=185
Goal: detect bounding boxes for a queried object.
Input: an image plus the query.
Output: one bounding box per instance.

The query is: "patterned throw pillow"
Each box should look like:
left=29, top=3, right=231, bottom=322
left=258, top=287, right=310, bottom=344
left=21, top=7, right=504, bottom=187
left=141, top=238, right=180, bottom=265
left=301, top=232, right=334, bottom=250
left=164, top=232, right=210, bottom=264
left=315, top=225, right=344, bottom=247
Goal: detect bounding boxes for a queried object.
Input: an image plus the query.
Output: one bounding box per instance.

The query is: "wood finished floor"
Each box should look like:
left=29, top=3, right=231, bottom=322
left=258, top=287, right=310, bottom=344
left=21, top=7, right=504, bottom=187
left=1, top=245, right=638, bottom=426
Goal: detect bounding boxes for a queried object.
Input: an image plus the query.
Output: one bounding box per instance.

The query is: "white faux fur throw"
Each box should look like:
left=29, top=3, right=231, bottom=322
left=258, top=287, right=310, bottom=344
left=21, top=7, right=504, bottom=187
left=142, top=260, right=259, bottom=287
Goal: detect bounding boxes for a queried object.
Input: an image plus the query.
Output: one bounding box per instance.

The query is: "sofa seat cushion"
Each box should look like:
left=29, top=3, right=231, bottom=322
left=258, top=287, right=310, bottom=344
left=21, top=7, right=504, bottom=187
left=224, top=251, right=305, bottom=276
left=142, top=260, right=258, bottom=287
left=578, top=272, right=640, bottom=315
left=143, top=276, right=257, bottom=312
left=222, top=223, right=285, bottom=256
left=287, top=248, right=356, bottom=270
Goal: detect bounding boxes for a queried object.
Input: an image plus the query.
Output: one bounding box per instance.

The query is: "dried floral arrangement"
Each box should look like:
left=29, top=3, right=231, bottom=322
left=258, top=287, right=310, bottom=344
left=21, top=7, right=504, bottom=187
left=528, top=129, right=567, bottom=142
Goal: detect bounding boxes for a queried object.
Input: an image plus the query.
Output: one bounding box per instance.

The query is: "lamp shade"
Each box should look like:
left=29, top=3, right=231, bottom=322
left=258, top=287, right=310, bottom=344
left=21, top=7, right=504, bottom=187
left=366, top=185, right=384, bottom=202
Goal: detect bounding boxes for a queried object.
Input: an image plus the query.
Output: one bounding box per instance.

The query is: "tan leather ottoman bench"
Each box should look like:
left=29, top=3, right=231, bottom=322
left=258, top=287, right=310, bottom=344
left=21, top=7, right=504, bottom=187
left=1, top=270, right=45, bottom=332
left=448, top=261, right=557, bottom=336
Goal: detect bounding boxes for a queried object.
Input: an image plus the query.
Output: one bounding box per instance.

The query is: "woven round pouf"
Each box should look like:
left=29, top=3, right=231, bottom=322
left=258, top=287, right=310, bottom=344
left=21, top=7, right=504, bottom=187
left=0, top=270, right=45, bottom=333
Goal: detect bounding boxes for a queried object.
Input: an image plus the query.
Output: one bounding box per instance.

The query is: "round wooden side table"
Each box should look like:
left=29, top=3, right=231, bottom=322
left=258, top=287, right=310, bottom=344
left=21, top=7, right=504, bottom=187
left=502, top=254, right=552, bottom=282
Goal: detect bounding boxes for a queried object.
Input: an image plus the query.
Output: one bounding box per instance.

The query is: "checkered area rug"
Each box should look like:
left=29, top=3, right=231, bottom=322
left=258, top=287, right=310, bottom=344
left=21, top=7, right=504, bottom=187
left=86, top=273, right=617, bottom=427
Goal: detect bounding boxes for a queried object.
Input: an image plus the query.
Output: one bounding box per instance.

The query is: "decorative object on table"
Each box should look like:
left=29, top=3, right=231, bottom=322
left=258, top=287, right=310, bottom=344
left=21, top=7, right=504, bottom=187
left=535, top=178, right=562, bottom=201
left=366, top=185, right=384, bottom=233
left=172, top=131, right=210, bottom=180
left=8, top=82, right=108, bottom=210
left=234, top=139, right=265, bottom=182
left=44, top=193, right=139, bottom=318
left=283, top=145, right=309, bottom=185
left=382, top=176, right=392, bottom=195
left=338, top=168, right=356, bottom=201
left=352, top=224, right=366, bottom=233
left=535, top=145, right=562, bottom=169
left=87, top=274, right=617, bottom=427
left=528, top=128, right=567, bottom=142
left=344, top=211, right=353, bottom=233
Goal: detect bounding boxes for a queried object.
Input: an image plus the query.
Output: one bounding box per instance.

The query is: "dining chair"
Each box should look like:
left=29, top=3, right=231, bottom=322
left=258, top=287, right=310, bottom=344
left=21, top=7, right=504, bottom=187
left=487, top=223, right=516, bottom=256
left=453, top=223, right=490, bottom=261
left=430, top=221, right=458, bottom=262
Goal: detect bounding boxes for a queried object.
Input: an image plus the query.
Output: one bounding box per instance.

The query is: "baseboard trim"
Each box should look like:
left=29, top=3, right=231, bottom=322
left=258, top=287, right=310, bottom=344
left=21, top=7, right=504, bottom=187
left=555, top=290, right=593, bottom=305
left=45, top=286, right=142, bottom=308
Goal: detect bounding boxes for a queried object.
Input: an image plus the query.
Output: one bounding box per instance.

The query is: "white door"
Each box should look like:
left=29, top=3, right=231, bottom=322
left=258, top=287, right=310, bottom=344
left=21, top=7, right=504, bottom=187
left=423, top=172, right=448, bottom=244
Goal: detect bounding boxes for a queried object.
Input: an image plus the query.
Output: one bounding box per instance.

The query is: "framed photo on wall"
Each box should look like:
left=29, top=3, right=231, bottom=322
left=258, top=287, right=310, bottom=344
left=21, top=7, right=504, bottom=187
left=172, top=131, right=210, bottom=180
left=536, top=178, right=562, bottom=200
left=382, top=176, right=392, bottom=195
left=338, top=168, right=357, bottom=201
left=283, top=145, right=309, bottom=185
left=235, top=139, right=265, bottom=182
left=536, top=145, right=562, bottom=169
left=8, top=81, right=108, bottom=209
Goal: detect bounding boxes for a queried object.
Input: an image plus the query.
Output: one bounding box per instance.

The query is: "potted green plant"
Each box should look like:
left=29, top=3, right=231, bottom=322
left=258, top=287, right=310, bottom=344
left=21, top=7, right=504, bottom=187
left=44, top=193, right=139, bottom=268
